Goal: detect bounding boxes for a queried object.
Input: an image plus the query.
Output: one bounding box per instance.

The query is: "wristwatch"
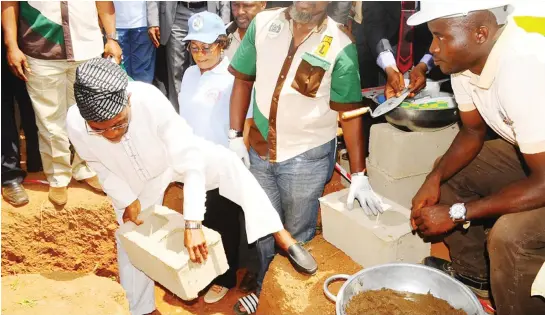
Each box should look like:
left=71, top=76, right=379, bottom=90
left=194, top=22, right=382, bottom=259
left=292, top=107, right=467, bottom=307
left=105, top=32, right=118, bottom=42
left=449, top=203, right=467, bottom=222
left=449, top=203, right=471, bottom=229
left=185, top=221, right=202, bottom=230
left=228, top=129, right=243, bottom=140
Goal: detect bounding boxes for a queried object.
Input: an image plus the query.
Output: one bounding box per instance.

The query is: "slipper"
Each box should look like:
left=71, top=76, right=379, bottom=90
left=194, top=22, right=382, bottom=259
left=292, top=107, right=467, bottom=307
left=204, top=284, right=229, bottom=304
left=233, top=293, right=259, bottom=315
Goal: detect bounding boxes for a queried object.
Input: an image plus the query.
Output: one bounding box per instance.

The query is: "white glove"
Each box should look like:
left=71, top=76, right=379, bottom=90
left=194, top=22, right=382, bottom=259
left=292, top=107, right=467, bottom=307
left=347, top=174, right=384, bottom=216
left=229, top=137, right=250, bottom=168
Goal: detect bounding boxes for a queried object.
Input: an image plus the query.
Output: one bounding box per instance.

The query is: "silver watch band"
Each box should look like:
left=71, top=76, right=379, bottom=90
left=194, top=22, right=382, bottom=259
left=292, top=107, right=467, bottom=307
left=105, top=33, right=118, bottom=41
left=185, top=221, right=202, bottom=229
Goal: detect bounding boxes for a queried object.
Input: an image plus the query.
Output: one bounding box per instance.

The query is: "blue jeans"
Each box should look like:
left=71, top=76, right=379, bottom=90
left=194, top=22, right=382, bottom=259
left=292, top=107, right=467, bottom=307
left=117, top=27, right=156, bottom=83
left=252, top=139, right=336, bottom=294
left=250, top=139, right=336, bottom=243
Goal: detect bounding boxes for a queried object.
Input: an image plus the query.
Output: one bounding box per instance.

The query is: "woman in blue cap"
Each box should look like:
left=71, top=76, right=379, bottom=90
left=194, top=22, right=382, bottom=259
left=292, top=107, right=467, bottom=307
left=178, top=11, right=317, bottom=310
left=179, top=10, right=240, bottom=305
left=178, top=11, right=239, bottom=304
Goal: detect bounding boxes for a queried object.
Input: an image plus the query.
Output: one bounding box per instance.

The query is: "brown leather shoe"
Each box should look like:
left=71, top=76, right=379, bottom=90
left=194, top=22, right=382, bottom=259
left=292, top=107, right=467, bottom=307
left=81, top=176, right=103, bottom=193
left=49, top=186, right=67, bottom=206
left=2, top=182, right=29, bottom=206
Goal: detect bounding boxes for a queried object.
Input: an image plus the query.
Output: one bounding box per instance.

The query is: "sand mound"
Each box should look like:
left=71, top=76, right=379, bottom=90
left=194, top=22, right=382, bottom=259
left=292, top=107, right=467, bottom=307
left=258, top=235, right=362, bottom=315
left=1, top=177, right=118, bottom=278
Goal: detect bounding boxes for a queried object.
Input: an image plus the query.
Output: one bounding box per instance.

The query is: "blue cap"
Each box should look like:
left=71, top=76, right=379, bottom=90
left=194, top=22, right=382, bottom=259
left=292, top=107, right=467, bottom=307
left=183, top=12, right=226, bottom=44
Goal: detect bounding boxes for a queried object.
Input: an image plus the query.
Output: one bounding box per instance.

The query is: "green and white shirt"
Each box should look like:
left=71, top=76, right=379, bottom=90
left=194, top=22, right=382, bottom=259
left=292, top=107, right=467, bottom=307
left=229, top=7, right=362, bottom=163
left=18, top=1, right=103, bottom=61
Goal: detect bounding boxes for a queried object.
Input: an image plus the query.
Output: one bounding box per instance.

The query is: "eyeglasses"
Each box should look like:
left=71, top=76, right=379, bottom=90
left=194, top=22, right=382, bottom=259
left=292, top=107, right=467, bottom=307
left=86, top=108, right=131, bottom=136
left=188, top=43, right=219, bottom=55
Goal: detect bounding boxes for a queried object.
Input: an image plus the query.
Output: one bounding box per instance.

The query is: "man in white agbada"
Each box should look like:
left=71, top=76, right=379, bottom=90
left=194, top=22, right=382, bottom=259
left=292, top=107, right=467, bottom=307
left=66, top=58, right=317, bottom=315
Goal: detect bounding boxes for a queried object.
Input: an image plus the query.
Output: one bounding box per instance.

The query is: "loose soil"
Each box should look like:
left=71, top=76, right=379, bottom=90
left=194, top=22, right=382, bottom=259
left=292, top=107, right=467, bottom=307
left=345, top=288, right=467, bottom=315
left=1, top=272, right=130, bottom=315
left=258, top=235, right=362, bottom=315
left=1, top=172, right=118, bottom=278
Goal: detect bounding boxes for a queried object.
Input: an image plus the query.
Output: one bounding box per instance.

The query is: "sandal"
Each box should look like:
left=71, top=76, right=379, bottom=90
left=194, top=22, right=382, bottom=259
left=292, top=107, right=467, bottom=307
left=233, top=293, right=259, bottom=315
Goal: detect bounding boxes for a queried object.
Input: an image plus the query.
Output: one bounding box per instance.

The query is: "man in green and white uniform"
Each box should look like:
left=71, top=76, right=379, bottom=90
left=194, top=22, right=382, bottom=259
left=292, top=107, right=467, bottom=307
left=228, top=2, right=384, bottom=300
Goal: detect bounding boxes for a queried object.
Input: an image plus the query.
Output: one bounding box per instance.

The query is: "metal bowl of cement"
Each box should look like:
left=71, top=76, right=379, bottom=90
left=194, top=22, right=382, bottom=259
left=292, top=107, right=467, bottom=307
left=323, top=263, right=485, bottom=315
left=385, top=92, right=460, bottom=132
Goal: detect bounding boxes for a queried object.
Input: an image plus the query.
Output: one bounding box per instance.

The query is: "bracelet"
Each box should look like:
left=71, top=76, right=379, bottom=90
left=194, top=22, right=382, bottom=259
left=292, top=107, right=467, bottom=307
left=185, top=221, right=202, bottom=229
left=105, top=32, right=118, bottom=42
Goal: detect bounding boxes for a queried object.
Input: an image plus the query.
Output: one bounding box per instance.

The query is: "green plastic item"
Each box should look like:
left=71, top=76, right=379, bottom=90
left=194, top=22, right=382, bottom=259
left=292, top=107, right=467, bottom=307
left=399, top=100, right=450, bottom=110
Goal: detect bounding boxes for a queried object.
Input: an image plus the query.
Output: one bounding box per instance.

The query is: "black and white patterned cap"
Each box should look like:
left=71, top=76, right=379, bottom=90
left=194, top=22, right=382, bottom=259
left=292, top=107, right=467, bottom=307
left=74, top=58, right=129, bottom=122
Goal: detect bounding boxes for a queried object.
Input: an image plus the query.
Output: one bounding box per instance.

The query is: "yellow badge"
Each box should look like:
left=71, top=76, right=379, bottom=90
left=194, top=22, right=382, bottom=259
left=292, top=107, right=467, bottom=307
left=315, top=35, right=333, bottom=57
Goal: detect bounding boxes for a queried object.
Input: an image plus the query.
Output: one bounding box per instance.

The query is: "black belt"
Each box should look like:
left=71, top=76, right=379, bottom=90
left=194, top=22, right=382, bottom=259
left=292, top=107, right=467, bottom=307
left=179, top=1, right=207, bottom=10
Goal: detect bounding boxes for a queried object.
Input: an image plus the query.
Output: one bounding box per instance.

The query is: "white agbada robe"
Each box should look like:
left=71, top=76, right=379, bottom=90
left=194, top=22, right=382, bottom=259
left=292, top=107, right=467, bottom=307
left=67, top=81, right=283, bottom=315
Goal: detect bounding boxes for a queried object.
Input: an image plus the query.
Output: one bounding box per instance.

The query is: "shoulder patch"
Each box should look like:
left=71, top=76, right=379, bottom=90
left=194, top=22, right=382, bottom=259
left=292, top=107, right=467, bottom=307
left=337, top=23, right=355, bottom=44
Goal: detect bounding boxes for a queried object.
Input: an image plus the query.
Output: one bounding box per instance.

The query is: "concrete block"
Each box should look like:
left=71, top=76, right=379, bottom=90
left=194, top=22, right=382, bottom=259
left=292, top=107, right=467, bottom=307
left=319, top=189, right=430, bottom=268
left=367, top=159, right=427, bottom=209
left=368, top=123, right=459, bottom=179
left=116, top=205, right=228, bottom=301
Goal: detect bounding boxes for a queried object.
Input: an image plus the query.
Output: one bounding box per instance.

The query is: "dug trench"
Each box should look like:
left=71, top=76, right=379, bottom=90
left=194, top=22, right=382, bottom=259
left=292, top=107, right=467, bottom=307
left=3, top=167, right=363, bottom=314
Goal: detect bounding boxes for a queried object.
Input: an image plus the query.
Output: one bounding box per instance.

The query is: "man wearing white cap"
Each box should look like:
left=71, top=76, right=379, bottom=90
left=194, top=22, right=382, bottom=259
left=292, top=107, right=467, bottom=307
left=408, top=1, right=545, bottom=314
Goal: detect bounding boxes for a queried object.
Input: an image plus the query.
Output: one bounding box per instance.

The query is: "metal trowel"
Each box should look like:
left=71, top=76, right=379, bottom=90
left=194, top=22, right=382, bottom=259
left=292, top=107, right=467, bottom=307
left=342, top=88, right=410, bottom=120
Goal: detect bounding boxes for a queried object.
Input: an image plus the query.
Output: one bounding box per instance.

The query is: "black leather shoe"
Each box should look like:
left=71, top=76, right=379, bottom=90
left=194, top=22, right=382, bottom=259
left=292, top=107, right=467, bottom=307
left=239, top=271, right=258, bottom=293
left=2, top=182, right=29, bottom=207
left=423, top=256, right=490, bottom=298
left=286, top=243, right=317, bottom=275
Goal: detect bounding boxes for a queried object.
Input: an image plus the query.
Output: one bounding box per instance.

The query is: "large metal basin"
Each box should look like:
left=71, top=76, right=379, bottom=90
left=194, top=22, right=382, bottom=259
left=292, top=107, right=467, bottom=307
left=323, top=263, right=485, bottom=315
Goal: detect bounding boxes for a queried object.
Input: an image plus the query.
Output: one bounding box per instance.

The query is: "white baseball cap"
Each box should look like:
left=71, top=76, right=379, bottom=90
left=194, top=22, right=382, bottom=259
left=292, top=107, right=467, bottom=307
left=407, top=1, right=514, bottom=26
left=183, top=12, right=226, bottom=44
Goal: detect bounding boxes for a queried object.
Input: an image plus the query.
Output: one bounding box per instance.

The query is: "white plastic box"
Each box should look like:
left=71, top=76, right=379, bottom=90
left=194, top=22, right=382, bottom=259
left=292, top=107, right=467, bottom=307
left=116, top=205, right=229, bottom=300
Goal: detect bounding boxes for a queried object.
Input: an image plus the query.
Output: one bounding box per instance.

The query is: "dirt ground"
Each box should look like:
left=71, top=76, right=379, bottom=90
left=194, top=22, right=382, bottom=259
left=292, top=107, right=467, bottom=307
left=1, top=163, right=347, bottom=315
left=2, top=272, right=130, bottom=315
left=2, top=150, right=455, bottom=315
left=258, top=235, right=362, bottom=315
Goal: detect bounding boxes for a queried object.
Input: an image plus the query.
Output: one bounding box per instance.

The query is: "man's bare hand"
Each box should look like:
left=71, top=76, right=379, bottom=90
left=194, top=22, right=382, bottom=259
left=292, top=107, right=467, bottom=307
left=6, top=47, right=30, bottom=81
left=408, top=62, right=428, bottom=98
left=411, top=175, right=441, bottom=230
left=122, top=199, right=143, bottom=225
left=103, top=39, right=122, bottom=64
left=148, top=26, right=160, bottom=48
left=384, top=66, right=405, bottom=99
left=412, top=204, right=457, bottom=237
left=184, top=228, right=208, bottom=263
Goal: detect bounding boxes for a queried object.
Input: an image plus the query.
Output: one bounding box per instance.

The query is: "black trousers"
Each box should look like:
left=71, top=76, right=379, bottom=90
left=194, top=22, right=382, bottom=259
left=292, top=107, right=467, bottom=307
left=203, top=189, right=241, bottom=289
left=1, top=41, right=41, bottom=185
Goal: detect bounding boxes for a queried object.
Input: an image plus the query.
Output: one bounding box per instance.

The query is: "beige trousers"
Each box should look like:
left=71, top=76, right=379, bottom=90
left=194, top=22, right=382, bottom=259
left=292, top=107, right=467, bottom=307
left=25, top=55, right=95, bottom=187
